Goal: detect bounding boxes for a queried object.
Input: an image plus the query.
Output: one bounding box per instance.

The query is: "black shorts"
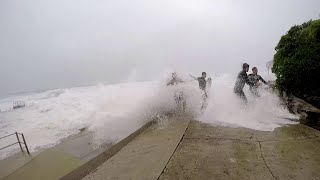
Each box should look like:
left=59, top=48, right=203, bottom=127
left=174, top=91, right=185, bottom=102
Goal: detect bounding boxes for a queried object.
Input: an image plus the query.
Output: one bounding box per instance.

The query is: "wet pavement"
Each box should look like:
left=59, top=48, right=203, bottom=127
left=2, top=116, right=320, bottom=180
left=83, top=118, right=320, bottom=180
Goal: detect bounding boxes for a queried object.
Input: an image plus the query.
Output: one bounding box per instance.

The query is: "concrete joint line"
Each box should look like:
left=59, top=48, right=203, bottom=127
left=157, top=120, right=191, bottom=180
left=184, top=136, right=320, bottom=142
left=258, top=142, right=279, bottom=180
left=184, top=137, right=251, bottom=142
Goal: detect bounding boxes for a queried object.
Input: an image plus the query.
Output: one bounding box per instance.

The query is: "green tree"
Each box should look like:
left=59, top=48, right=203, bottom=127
left=272, top=19, right=320, bottom=107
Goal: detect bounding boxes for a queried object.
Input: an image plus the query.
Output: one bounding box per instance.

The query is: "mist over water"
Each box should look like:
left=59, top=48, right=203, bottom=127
left=0, top=71, right=297, bottom=160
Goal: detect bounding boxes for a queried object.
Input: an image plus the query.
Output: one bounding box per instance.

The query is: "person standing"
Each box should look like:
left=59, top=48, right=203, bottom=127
left=190, top=72, right=210, bottom=110
left=233, top=63, right=255, bottom=103
left=248, top=67, right=268, bottom=97
left=167, top=72, right=186, bottom=112
left=190, top=72, right=207, bottom=91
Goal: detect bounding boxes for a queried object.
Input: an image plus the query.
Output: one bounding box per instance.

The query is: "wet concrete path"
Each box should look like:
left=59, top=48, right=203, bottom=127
left=2, top=116, right=320, bottom=180
left=159, top=121, right=320, bottom=180
left=84, top=117, right=320, bottom=180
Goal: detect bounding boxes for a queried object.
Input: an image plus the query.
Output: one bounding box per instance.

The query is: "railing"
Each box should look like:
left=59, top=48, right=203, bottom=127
left=0, top=132, right=30, bottom=154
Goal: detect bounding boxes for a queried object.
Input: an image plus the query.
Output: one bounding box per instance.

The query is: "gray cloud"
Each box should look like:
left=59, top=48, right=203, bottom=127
left=0, top=0, right=319, bottom=95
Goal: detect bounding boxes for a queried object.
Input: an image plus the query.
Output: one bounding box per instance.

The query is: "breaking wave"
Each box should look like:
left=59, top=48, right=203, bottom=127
left=0, top=72, right=297, bottom=159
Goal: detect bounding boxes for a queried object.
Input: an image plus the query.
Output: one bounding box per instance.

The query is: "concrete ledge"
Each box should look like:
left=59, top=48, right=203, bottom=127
left=82, top=116, right=191, bottom=180
left=61, top=120, right=155, bottom=180
left=0, top=152, right=39, bottom=180
left=4, top=149, right=83, bottom=180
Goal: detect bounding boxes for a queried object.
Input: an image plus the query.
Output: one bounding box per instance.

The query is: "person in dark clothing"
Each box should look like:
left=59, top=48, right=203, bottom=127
left=190, top=72, right=210, bottom=110
left=190, top=72, right=207, bottom=91
left=248, top=67, right=268, bottom=97
left=233, top=63, right=255, bottom=103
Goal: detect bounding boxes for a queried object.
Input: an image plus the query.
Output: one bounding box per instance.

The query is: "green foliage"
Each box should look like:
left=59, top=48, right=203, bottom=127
left=272, top=19, right=320, bottom=99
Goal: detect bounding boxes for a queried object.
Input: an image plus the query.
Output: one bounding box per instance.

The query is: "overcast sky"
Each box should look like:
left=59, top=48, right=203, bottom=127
left=0, top=0, right=319, bottom=95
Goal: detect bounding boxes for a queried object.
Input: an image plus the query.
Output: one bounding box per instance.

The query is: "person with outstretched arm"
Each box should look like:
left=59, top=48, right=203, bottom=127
left=189, top=72, right=207, bottom=91
left=167, top=72, right=186, bottom=112
left=248, top=67, right=268, bottom=97
left=190, top=72, right=211, bottom=110
left=233, top=63, right=255, bottom=103
left=167, top=72, right=184, bottom=86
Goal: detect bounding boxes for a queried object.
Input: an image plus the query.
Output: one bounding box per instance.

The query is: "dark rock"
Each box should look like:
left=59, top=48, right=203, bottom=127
left=285, top=95, right=320, bottom=130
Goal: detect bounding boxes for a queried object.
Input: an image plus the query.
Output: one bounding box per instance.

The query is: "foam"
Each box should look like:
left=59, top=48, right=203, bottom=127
left=0, top=73, right=297, bottom=160
left=199, top=73, right=298, bottom=131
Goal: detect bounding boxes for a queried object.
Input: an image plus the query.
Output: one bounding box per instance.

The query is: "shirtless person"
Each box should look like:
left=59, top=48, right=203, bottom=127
left=167, top=72, right=186, bottom=112
left=167, top=72, right=183, bottom=86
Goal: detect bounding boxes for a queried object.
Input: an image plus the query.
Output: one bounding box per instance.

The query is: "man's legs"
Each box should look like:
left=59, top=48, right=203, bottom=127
left=235, top=89, right=248, bottom=104
left=175, top=91, right=186, bottom=113
left=182, top=99, right=186, bottom=112
left=239, top=90, right=248, bottom=104
left=201, top=90, right=208, bottom=110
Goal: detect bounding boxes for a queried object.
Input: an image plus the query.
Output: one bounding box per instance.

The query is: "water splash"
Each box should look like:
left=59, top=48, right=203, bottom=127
left=0, top=73, right=297, bottom=159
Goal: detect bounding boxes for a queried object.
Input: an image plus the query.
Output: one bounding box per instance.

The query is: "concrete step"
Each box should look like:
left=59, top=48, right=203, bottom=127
left=82, top=116, right=190, bottom=180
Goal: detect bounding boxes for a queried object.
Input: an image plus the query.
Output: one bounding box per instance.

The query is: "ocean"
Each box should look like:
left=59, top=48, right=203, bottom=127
left=0, top=72, right=297, bottom=160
